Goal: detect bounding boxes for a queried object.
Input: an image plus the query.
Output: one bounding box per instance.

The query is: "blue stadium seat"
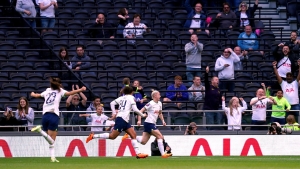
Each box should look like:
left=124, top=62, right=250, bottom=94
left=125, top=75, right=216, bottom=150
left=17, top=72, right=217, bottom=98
left=27, top=73, right=43, bottom=80
left=81, top=72, right=98, bottom=81
left=115, top=73, right=131, bottom=81
left=17, top=62, right=34, bottom=70
left=148, top=72, right=165, bottom=81
left=107, top=83, right=122, bottom=92
left=73, top=9, right=90, bottom=19
left=128, top=52, right=144, bottom=61
left=82, top=0, right=95, bottom=6
left=114, top=0, right=128, bottom=7
left=112, top=52, right=127, bottom=61
left=36, top=83, right=49, bottom=90
left=19, top=83, right=36, bottom=91
left=7, top=51, right=24, bottom=60
left=10, top=73, right=26, bottom=81
left=24, top=51, right=40, bottom=60
left=15, top=41, right=30, bottom=49
left=102, top=41, right=119, bottom=51
left=122, top=62, right=138, bottom=71
left=145, top=51, right=161, bottom=64
left=98, top=73, right=114, bottom=81
left=245, top=83, right=261, bottom=91
left=162, top=51, right=178, bottom=62
left=35, top=62, right=49, bottom=70
left=131, top=73, right=148, bottom=81
left=0, top=41, right=14, bottom=49
left=94, top=52, right=112, bottom=61
left=90, top=83, right=107, bottom=91
left=0, top=93, right=11, bottom=101
left=96, top=0, right=112, bottom=8
left=1, top=62, right=17, bottom=70
left=118, top=41, right=135, bottom=50
left=257, top=62, right=273, bottom=72
left=43, top=73, right=58, bottom=80
left=2, top=83, right=19, bottom=90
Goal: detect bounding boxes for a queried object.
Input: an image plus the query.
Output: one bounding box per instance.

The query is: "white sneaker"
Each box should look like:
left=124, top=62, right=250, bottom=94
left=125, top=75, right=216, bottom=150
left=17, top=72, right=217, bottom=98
left=51, top=157, right=59, bottom=162
left=31, top=125, right=41, bottom=132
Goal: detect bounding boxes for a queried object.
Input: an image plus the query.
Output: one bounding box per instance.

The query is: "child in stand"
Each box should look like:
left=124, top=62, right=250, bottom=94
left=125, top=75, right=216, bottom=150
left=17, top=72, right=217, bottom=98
left=222, top=96, right=247, bottom=130
left=285, top=115, right=300, bottom=131
left=80, top=105, right=115, bottom=132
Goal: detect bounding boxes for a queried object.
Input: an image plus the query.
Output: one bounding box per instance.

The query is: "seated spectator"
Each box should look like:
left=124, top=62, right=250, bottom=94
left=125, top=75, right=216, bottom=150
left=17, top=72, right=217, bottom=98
left=222, top=96, right=247, bottom=130
left=117, top=8, right=129, bottom=37
left=184, top=122, right=198, bottom=135
left=132, top=80, right=147, bottom=109
left=15, top=97, right=34, bottom=131
left=233, top=46, right=248, bottom=70
left=15, top=0, right=37, bottom=28
left=211, top=2, right=237, bottom=33
left=285, top=115, right=300, bottom=131
left=235, top=0, right=258, bottom=28
left=71, top=45, right=91, bottom=76
left=80, top=105, right=114, bottom=131
left=36, top=0, right=58, bottom=34
left=188, top=76, right=205, bottom=101
left=151, top=138, right=172, bottom=156
left=58, top=47, right=72, bottom=69
left=215, top=48, right=240, bottom=92
left=88, top=13, right=115, bottom=45
left=284, top=31, right=300, bottom=58
left=183, top=0, right=209, bottom=35
left=268, top=89, right=291, bottom=125
left=65, top=85, right=87, bottom=130
left=86, top=96, right=104, bottom=124
left=237, top=25, right=259, bottom=51
left=163, top=75, right=189, bottom=107
left=123, top=14, right=149, bottom=44
left=0, top=107, right=19, bottom=131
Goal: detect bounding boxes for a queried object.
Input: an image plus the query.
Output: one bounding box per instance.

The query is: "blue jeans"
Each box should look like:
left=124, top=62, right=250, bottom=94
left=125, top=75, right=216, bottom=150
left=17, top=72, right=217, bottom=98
left=270, top=117, right=285, bottom=125
left=26, top=19, right=36, bottom=28
left=186, top=67, right=202, bottom=86
left=40, top=16, right=55, bottom=28
left=219, top=80, right=235, bottom=93
left=287, top=104, right=300, bottom=122
left=251, top=120, right=266, bottom=130
left=206, top=112, right=224, bottom=130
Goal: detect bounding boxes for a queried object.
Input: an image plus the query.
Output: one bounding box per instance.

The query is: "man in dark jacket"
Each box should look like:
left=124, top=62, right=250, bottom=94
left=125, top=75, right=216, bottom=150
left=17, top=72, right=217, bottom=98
left=151, top=138, right=172, bottom=156
left=211, top=2, right=237, bottom=33
left=0, top=107, right=19, bottom=131
left=284, top=31, right=300, bottom=58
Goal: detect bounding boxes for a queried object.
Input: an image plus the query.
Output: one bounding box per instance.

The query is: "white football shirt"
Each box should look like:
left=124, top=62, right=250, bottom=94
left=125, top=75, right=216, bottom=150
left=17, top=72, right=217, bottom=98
left=277, top=57, right=291, bottom=78
left=90, top=113, right=109, bottom=131
left=41, top=88, right=67, bottom=116
left=36, top=0, right=55, bottom=17
left=144, top=100, right=162, bottom=124
left=114, top=95, right=137, bottom=122
left=251, top=97, right=270, bottom=121
left=190, top=14, right=201, bottom=28
left=281, top=80, right=299, bottom=105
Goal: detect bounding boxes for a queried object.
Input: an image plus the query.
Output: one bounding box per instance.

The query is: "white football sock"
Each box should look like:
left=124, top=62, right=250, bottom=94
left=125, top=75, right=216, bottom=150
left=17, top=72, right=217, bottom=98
left=49, top=143, right=55, bottom=158
left=136, top=136, right=142, bottom=143
left=157, top=139, right=165, bottom=155
left=40, top=130, right=54, bottom=145
left=131, top=139, right=140, bottom=155
left=93, top=133, right=109, bottom=139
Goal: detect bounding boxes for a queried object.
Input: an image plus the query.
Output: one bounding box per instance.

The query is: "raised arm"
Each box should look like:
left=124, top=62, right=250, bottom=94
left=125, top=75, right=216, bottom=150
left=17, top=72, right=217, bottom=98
left=75, top=85, right=87, bottom=106
left=184, top=0, right=193, bottom=14
left=240, top=98, right=248, bottom=111
left=272, top=61, right=282, bottom=84
left=296, top=60, right=300, bottom=82
left=205, top=66, right=210, bottom=91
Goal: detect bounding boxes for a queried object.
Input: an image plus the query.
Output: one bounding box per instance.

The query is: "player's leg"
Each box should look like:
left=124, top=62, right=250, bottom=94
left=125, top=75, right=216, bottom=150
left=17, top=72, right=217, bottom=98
left=31, top=113, right=55, bottom=145
left=47, top=129, right=59, bottom=162
left=137, top=132, right=151, bottom=145
left=152, top=129, right=171, bottom=158
left=125, top=124, right=148, bottom=158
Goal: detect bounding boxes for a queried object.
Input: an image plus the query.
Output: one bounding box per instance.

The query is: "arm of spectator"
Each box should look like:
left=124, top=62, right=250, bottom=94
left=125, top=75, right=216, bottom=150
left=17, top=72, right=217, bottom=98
left=78, top=56, right=91, bottom=70
left=240, top=98, right=247, bottom=111
left=205, top=66, right=210, bottom=91
left=228, top=48, right=240, bottom=62
left=79, top=114, right=91, bottom=117
left=39, top=1, right=54, bottom=11
left=166, top=87, right=176, bottom=101
left=66, top=95, right=73, bottom=107
left=253, top=38, right=259, bottom=50
left=184, top=0, right=193, bottom=14
left=71, top=57, right=78, bottom=69
left=285, top=99, right=291, bottom=111
left=15, top=110, right=21, bottom=120
left=184, top=42, right=195, bottom=53
left=237, top=34, right=244, bottom=50
left=25, top=108, right=34, bottom=123
left=215, top=58, right=225, bottom=71
left=188, top=89, right=195, bottom=101
left=261, top=83, right=267, bottom=96
left=15, top=1, right=28, bottom=14
left=76, top=85, right=87, bottom=106
left=272, top=61, right=282, bottom=84
left=221, top=98, right=228, bottom=113
left=123, top=23, right=132, bottom=38
left=296, top=60, right=300, bottom=82
left=181, top=87, right=189, bottom=100
left=197, top=42, right=203, bottom=52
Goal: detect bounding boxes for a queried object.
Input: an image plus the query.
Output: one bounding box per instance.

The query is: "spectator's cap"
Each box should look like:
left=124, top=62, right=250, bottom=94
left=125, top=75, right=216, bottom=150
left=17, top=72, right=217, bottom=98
left=239, top=1, right=248, bottom=11
left=286, top=72, right=293, bottom=76
left=174, top=75, right=182, bottom=81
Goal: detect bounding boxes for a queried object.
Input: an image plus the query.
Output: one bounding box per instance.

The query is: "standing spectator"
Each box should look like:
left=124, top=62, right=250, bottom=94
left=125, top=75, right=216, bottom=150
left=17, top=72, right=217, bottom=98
left=80, top=105, right=114, bottom=131
left=285, top=115, right=300, bottom=131
left=15, top=97, right=34, bottom=131
left=237, top=25, right=259, bottom=51
left=203, top=66, right=222, bottom=130
left=0, top=107, right=19, bottom=131
left=235, top=0, right=258, bottom=28
left=268, top=89, right=291, bottom=125
left=215, top=48, right=240, bottom=93
left=151, top=138, right=172, bottom=156
left=36, top=0, right=58, bottom=34
left=222, top=96, right=247, bottom=130
left=86, top=96, right=104, bottom=124
left=15, top=0, right=37, bottom=28
left=188, top=76, right=205, bottom=101
left=183, top=0, right=209, bottom=35
left=117, top=8, right=129, bottom=37
left=123, top=14, right=149, bottom=44
left=88, top=13, right=115, bottom=45
left=184, top=122, right=198, bottom=135
left=211, top=2, right=237, bottom=33
left=273, top=61, right=300, bottom=121
left=71, top=45, right=91, bottom=76
left=233, top=46, right=248, bottom=70
left=185, top=33, right=203, bottom=85
left=163, top=75, right=189, bottom=108
left=65, top=85, right=87, bottom=130
left=283, top=31, right=300, bottom=60
left=250, top=88, right=274, bottom=130
left=273, top=43, right=298, bottom=80
left=132, top=80, right=147, bottom=109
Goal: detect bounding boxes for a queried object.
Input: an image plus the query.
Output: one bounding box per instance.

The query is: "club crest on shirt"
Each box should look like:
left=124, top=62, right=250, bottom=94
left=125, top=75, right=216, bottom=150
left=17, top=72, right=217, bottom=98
left=285, top=88, right=294, bottom=93
left=146, top=103, right=150, bottom=106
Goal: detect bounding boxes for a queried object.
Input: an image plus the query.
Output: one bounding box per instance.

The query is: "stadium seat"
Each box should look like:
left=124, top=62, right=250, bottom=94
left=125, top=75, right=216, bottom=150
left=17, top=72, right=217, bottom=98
left=11, top=93, right=27, bottom=101
left=118, top=41, right=135, bottom=50
left=157, top=9, right=173, bottom=21
left=162, top=51, right=178, bottom=62
left=2, top=83, right=19, bottom=90
left=122, top=62, right=138, bottom=71
left=36, top=83, right=50, bottom=90
left=128, top=52, right=145, bottom=61
left=94, top=52, right=112, bottom=61
left=287, top=1, right=299, bottom=17
left=145, top=51, right=161, bottom=64
left=114, top=73, right=131, bottom=81
left=114, top=0, right=128, bottom=7
left=73, top=9, right=90, bottom=19
left=173, top=116, right=191, bottom=125
left=102, top=40, right=118, bottom=51
left=9, top=73, right=26, bottom=81
left=7, top=51, right=24, bottom=60
left=257, top=62, right=273, bottom=72
left=65, top=20, right=83, bottom=33
left=148, top=72, right=165, bottom=81
left=96, top=0, right=112, bottom=8
left=17, top=62, right=34, bottom=70
left=15, top=41, right=30, bottom=49
left=112, top=52, right=128, bottom=61
left=90, top=83, right=107, bottom=91
left=0, top=51, right=7, bottom=59
left=34, top=62, right=50, bottom=70
left=101, top=93, right=118, bottom=103
left=24, top=51, right=40, bottom=60
left=26, top=73, right=43, bottom=81
left=43, top=73, right=59, bottom=80
left=81, top=72, right=98, bottom=81
left=64, top=0, right=81, bottom=9
left=248, top=51, right=264, bottom=61
left=98, top=73, right=114, bottom=81
left=0, top=41, right=14, bottom=49
left=152, top=41, right=169, bottom=52
left=0, top=93, right=11, bottom=101
left=82, top=0, right=95, bottom=7
left=131, top=73, right=148, bottom=81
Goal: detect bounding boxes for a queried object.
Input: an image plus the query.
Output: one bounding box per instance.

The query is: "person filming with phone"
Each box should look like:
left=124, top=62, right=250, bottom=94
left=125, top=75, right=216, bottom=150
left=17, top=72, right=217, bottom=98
left=184, top=122, right=198, bottom=135
left=215, top=48, right=240, bottom=93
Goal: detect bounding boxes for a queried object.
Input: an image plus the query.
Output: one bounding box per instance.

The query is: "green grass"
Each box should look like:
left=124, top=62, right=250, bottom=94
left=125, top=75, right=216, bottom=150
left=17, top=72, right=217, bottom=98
left=0, top=156, right=299, bottom=169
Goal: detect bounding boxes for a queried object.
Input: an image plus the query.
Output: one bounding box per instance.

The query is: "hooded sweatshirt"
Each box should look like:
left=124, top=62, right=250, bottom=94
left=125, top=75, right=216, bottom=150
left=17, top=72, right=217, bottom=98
left=185, top=41, right=203, bottom=68
left=215, top=52, right=240, bottom=79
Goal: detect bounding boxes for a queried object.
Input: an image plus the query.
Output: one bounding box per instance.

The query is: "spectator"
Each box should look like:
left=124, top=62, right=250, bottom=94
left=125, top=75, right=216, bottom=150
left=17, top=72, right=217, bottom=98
left=284, top=31, right=300, bottom=59
left=15, top=0, right=37, bottom=28
left=71, top=45, right=91, bottom=76
left=0, top=107, right=19, bottom=131
left=226, top=0, right=242, bottom=11
left=183, top=0, right=209, bottom=34
left=250, top=88, right=274, bottom=130
left=163, top=75, right=189, bottom=107
left=215, top=48, right=240, bottom=93
left=237, top=25, right=259, bottom=51
left=273, top=60, right=300, bottom=121
left=235, top=0, right=258, bottom=28
left=65, top=85, right=87, bottom=130
left=80, top=105, right=114, bottom=131
left=120, top=77, right=130, bottom=96
left=188, top=76, right=205, bottom=101
left=211, top=2, right=237, bottom=33
left=222, top=96, right=247, bottom=130
left=86, top=96, right=104, bottom=124
left=88, top=13, right=115, bottom=45
left=132, top=80, right=147, bottom=109
left=233, top=46, right=248, bottom=70
left=151, top=138, right=172, bottom=156
left=36, top=0, right=57, bottom=34
left=15, top=97, right=34, bottom=131
left=285, top=115, right=300, bottom=131
left=273, top=43, right=298, bottom=80
left=185, top=33, right=203, bottom=85
left=58, top=47, right=72, bottom=69
left=117, top=8, right=129, bottom=37
left=203, top=66, right=222, bottom=130
left=184, top=122, right=198, bottom=135
left=123, top=14, right=149, bottom=44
